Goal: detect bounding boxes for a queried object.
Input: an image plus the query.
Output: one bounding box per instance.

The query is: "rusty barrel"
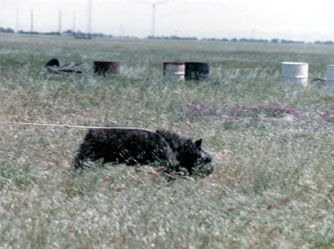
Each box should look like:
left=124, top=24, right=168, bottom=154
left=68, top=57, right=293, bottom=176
left=185, top=62, right=210, bottom=80
left=94, top=61, right=120, bottom=76
left=163, top=62, right=185, bottom=80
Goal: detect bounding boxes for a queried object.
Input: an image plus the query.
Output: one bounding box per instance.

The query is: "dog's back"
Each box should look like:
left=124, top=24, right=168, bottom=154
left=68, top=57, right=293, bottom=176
left=74, top=127, right=213, bottom=177
left=74, top=128, right=177, bottom=169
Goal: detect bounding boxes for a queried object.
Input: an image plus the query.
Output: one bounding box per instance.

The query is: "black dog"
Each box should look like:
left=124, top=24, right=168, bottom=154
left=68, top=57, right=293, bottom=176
left=74, top=128, right=213, bottom=176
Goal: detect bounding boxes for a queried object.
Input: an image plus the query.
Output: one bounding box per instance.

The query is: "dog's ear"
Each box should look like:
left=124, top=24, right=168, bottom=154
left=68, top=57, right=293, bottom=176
left=195, top=139, right=202, bottom=148
left=156, top=129, right=164, bottom=137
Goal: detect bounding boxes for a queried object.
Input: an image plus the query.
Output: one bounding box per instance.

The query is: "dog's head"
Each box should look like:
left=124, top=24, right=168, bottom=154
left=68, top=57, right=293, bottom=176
left=155, top=130, right=214, bottom=177
left=181, top=139, right=213, bottom=176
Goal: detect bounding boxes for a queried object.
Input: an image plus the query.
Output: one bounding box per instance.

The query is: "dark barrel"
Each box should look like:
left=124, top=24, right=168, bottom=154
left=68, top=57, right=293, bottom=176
left=94, top=61, right=120, bottom=76
left=185, top=62, right=210, bottom=80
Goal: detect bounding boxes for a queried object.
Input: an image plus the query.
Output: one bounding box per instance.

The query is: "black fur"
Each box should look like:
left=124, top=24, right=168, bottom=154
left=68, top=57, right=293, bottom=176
left=74, top=128, right=213, bottom=176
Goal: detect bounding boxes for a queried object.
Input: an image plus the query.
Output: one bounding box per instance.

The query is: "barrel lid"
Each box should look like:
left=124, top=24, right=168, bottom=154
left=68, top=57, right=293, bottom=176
left=281, top=62, right=307, bottom=65
left=163, top=62, right=184, bottom=64
left=94, top=61, right=120, bottom=64
left=281, top=76, right=308, bottom=79
left=185, top=62, right=209, bottom=64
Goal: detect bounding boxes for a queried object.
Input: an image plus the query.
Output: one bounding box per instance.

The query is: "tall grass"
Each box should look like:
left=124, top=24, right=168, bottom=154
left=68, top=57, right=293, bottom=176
left=1, top=34, right=334, bottom=248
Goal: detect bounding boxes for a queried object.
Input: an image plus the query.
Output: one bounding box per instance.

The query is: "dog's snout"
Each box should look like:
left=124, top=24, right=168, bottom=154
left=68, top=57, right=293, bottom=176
left=205, top=155, right=212, bottom=163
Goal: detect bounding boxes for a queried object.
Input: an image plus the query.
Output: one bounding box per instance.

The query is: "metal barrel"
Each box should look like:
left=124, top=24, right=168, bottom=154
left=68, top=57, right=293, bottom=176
left=281, top=62, right=308, bottom=86
left=163, top=62, right=185, bottom=80
left=94, top=61, right=120, bottom=76
left=185, top=62, right=210, bottom=81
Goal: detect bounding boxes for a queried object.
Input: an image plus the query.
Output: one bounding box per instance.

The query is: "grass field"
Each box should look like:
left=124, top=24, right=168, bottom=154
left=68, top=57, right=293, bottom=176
left=1, top=34, right=334, bottom=248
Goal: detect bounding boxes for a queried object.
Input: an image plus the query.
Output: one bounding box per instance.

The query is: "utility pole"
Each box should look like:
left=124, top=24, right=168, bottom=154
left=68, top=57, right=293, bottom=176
left=139, top=0, right=169, bottom=38
left=58, top=10, right=62, bottom=34
left=152, top=3, right=156, bottom=37
left=87, top=0, right=92, bottom=34
left=151, top=1, right=168, bottom=37
left=73, top=11, right=76, bottom=33
left=30, top=9, right=34, bottom=32
left=16, top=9, right=20, bottom=32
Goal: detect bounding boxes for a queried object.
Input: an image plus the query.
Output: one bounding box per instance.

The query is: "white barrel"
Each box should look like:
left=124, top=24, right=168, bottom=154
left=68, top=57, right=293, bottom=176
left=281, top=62, right=308, bottom=86
left=163, top=62, right=185, bottom=80
left=326, top=65, right=334, bottom=89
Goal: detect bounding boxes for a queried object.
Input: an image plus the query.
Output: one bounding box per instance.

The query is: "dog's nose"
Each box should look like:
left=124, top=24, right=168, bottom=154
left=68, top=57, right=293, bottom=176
left=203, top=164, right=214, bottom=175
left=205, top=156, right=212, bottom=163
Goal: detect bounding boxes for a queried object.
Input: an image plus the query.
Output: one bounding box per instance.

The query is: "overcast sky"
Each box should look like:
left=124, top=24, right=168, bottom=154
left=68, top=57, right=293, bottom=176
left=1, top=0, right=334, bottom=41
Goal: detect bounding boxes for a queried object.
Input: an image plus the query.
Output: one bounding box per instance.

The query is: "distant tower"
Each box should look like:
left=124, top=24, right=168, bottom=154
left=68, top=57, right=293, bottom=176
left=152, top=3, right=156, bottom=37
left=73, top=11, right=76, bottom=33
left=87, top=0, right=92, bottom=34
left=140, top=1, right=169, bottom=37
left=58, top=10, right=62, bottom=34
left=151, top=1, right=168, bottom=37
left=30, top=9, right=34, bottom=32
left=16, top=9, right=20, bottom=32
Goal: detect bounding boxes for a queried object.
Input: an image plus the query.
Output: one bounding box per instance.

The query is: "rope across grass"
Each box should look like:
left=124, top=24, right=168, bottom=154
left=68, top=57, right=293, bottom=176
left=0, top=122, right=155, bottom=132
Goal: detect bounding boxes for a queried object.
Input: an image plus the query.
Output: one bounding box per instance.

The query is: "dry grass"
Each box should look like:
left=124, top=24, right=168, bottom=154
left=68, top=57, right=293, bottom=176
left=1, top=34, right=334, bottom=248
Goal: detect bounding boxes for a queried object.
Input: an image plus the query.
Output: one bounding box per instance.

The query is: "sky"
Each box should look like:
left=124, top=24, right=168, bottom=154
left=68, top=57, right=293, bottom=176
left=1, top=0, right=334, bottom=41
